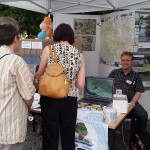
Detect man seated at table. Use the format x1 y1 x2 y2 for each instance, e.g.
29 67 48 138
108 51 148 147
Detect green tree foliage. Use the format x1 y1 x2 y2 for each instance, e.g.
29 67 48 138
0 4 45 37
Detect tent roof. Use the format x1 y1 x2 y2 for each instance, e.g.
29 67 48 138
0 0 150 14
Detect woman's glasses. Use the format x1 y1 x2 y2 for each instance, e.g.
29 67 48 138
16 35 21 41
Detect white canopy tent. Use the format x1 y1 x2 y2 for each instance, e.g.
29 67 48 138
0 0 150 14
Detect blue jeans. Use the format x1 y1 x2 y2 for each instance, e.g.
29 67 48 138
128 102 148 142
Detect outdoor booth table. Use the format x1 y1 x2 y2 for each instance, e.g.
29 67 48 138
108 104 134 150
29 104 134 150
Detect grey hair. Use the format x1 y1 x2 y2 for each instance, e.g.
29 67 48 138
0 17 20 30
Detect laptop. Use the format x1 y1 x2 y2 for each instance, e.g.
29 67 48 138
79 76 114 107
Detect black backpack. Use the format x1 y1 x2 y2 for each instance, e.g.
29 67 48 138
144 131 150 150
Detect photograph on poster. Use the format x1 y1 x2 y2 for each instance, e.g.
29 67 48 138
74 18 96 51
133 54 150 67
135 12 150 42
132 53 150 76
135 11 150 52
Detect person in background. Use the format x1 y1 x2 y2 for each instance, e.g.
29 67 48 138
35 51 43 73
35 23 85 150
34 51 42 92
34 51 43 134
108 51 148 147
0 17 35 150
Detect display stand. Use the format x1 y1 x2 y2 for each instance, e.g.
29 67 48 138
17 38 83 74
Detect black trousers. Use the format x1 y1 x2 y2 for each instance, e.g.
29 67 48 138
40 96 77 150
128 102 148 142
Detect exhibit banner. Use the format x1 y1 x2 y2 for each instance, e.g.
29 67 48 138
75 109 108 150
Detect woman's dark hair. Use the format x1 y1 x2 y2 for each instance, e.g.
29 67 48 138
53 23 75 45
121 51 134 60
0 24 19 46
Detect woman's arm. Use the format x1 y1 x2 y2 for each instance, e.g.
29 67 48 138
75 54 85 89
35 46 50 79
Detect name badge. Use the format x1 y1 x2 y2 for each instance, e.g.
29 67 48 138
126 80 132 84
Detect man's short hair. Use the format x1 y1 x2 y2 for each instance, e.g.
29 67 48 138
121 51 134 60
0 24 19 46
0 17 20 30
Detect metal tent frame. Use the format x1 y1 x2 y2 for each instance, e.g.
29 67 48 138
0 0 150 14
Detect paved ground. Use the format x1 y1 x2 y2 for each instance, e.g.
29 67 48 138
23 119 150 150
23 121 42 150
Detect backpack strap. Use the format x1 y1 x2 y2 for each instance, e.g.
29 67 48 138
49 45 57 63
0 54 10 59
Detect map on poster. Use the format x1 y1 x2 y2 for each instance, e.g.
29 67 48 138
100 11 135 66
133 11 150 73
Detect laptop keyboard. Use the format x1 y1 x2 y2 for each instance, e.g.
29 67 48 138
79 96 112 106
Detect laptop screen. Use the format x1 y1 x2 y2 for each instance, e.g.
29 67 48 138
85 77 114 99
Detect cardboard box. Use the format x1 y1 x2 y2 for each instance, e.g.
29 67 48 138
113 94 128 113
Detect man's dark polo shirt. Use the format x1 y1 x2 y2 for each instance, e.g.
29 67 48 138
108 68 145 102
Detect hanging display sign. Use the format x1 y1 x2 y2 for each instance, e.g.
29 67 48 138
22 41 32 49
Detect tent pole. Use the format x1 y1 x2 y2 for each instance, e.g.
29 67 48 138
106 0 116 9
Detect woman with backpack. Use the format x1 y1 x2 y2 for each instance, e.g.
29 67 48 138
35 23 85 150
